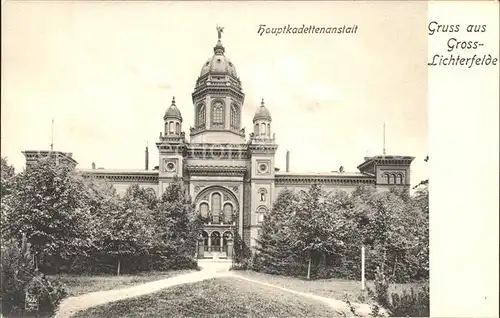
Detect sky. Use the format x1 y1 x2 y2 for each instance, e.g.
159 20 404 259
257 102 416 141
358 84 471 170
1 1 428 187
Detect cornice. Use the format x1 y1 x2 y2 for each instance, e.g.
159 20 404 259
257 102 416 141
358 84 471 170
192 86 245 102
189 128 245 138
357 155 415 170
185 143 249 159
187 165 247 176
188 143 248 149
80 171 159 183
248 143 279 154
275 175 375 186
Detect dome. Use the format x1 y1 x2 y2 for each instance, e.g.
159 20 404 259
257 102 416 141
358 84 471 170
253 98 272 122
199 40 238 78
164 97 183 121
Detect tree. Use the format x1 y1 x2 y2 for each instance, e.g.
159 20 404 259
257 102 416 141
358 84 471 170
291 184 346 279
351 187 428 282
233 229 251 264
1 157 15 198
324 189 363 279
2 157 95 271
152 176 200 269
100 184 155 275
254 189 300 274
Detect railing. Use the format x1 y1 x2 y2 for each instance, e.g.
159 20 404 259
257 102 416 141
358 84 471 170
202 245 228 252
199 212 237 225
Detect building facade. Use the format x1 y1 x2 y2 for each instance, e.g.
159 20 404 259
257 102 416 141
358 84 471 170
23 30 414 258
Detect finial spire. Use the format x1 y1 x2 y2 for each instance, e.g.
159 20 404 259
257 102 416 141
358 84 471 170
50 118 54 152
171 96 176 106
383 122 387 156
261 98 265 107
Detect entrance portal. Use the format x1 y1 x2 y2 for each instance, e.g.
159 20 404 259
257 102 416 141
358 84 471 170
210 231 221 252
202 231 209 251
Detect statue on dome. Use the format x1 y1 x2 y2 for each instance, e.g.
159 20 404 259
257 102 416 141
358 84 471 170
216 25 224 40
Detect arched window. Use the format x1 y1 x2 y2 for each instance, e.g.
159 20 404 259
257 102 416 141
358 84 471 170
211 101 224 128
175 122 180 134
260 123 266 135
254 123 259 134
258 188 267 202
196 103 206 128
266 123 270 136
397 174 404 184
223 203 233 223
200 202 209 218
230 104 240 129
211 193 221 222
169 122 174 134
391 173 397 184
257 206 267 223
384 173 390 184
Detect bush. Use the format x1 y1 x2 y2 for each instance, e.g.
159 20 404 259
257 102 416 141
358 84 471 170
389 286 430 317
231 255 254 271
368 267 430 317
1 238 68 317
25 273 68 316
232 231 251 264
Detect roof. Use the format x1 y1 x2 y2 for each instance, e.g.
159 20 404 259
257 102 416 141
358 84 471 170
253 99 272 122
276 171 371 178
164 97 183 121
199 40 238 78
22 150 78 165
78 169 159 175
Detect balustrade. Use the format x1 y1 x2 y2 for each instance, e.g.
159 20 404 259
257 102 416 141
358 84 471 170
198 209 237 225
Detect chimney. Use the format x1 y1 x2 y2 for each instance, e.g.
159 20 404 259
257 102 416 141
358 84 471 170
145 146 149 170
92 162 96 169
286 150 290 172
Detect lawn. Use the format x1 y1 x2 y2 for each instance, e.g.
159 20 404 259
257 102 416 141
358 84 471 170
73 277 344 317
50 270 195 297
233 270 427 303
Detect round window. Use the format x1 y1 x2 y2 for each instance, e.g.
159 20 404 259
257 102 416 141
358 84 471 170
166 162 175 171
259 163 268 172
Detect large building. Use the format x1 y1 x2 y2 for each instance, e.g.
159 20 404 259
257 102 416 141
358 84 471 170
23 28 414 258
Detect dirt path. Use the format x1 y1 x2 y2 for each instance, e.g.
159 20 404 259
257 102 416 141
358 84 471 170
55 261 382 317
54 261 232 318
230 273 381 317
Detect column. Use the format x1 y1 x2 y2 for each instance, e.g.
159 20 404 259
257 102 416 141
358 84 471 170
227 237 234 259
197 235 204 259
